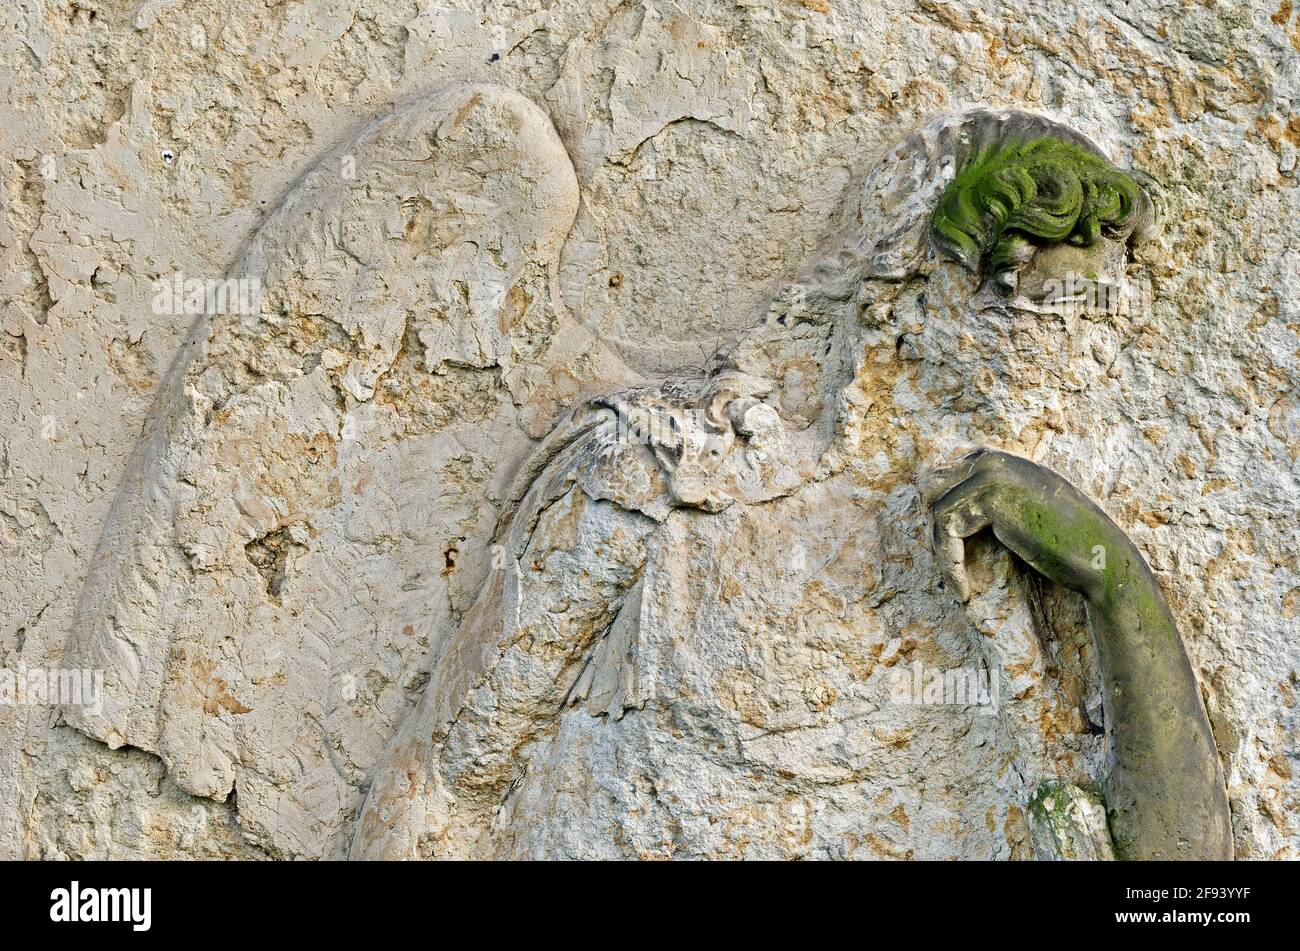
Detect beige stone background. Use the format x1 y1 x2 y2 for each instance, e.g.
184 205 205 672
0 0 1297 858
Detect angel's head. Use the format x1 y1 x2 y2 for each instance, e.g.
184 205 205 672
704 110 1163 468
914 113 1160 439
781 110 1163 450
928 121 1157 301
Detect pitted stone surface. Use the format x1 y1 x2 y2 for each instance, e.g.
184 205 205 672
1 0 1296 859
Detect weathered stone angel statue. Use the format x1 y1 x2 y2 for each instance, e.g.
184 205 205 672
63 86 1232 860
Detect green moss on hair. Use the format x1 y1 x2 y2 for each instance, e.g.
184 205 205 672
931 135 1146 292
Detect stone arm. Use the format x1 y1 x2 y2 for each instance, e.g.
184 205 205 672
929 449 1232 860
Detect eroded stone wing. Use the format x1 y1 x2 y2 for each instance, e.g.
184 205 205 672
63 85 631 858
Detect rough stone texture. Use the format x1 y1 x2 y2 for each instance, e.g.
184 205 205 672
1 0 1297 860
1028 780 1116 861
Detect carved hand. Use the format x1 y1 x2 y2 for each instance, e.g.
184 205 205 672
928 449 1233 860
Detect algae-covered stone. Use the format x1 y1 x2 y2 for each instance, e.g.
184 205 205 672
1028 780 1116 861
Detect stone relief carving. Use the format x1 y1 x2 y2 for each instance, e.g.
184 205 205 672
63 91 1233 860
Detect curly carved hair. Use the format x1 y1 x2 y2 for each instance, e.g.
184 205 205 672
931 132 1153 293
